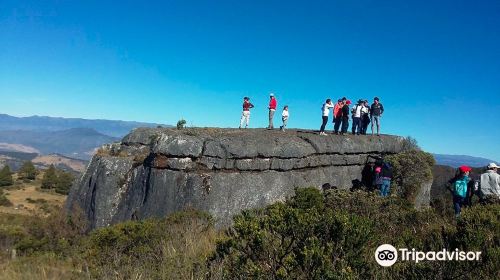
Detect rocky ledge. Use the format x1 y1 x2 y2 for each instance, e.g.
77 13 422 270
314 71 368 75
67 128 407 229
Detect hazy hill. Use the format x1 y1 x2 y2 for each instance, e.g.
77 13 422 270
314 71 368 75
0 114 168 137
433 153 497 168
0 128 118 160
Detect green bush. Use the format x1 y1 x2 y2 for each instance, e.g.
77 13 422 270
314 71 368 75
209 188 499 279
0 188 13 207
84 209 220 279
385 150 435 202
176 119 187 129
0 165 14 187
18 161 37 181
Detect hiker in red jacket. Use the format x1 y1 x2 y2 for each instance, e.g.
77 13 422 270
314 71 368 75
239 97 254 129
267 93 277 129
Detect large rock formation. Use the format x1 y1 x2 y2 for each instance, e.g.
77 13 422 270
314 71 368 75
67 128 408 229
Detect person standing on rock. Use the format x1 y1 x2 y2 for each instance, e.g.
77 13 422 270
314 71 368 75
319 99 334 135
351 99 364 135
239 97 254 129
361 100 370 135
280 105 289 131
340 100 351 135
267 93 277 130
333 99 344 134
370 97 384 136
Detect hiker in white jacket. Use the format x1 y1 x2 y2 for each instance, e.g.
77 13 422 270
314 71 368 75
280 105 289 131
480 163 500 199
319 99 334 135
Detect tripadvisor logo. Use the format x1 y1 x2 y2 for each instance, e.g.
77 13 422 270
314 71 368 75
375 244 482 267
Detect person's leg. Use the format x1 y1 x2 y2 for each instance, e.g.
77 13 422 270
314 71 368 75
383 179 391 196
320 116 328 133
359 117 364 134
351 118 357 134
245 112 250 128
375 116 380 135
239 112 245 128
334 117 341 133
453 196 463 217
341 118 349 133
371 116 375 135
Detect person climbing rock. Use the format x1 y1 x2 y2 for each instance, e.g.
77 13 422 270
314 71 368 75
379 162 393 197
280 105 289 131
319 99 334 135
239 97 254 129
370 97 384 136
267 93 277 129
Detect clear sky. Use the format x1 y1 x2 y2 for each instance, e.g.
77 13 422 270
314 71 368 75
1 0 499 161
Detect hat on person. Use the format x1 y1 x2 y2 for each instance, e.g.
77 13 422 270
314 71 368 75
487 163 500 169
459 165 472 173
346 100 352 105
269 93 274 97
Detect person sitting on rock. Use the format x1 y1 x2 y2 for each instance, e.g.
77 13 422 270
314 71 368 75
480 163 500 200
280 105 289 131
319 99 334 135
239 97 254 129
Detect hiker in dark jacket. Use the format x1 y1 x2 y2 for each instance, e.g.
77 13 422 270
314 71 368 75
379 162 393 197
370 97 384 136
340 100 351 135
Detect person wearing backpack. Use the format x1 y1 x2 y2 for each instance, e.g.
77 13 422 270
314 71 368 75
450 165 472 217
239 97 254 129
480 163 500 200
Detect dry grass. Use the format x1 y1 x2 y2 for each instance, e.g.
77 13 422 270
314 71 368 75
0 173 65 216
0 255 85 280
32 155 87 173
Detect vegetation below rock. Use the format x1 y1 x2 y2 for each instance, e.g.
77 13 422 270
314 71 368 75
1 187 499 279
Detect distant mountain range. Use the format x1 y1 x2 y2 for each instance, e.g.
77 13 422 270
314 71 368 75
0 114 168 137
432 154 498 168
0 114 170 161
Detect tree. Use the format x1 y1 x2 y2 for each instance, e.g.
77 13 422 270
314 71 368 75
18 161 37 180
55 171 75 195
41 165 58 189
0 165 14 187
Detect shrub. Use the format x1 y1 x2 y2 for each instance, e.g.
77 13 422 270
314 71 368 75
41 165 58 189
385 150 435 202
176 119 187 129
0 189 13 207
84 209 220 279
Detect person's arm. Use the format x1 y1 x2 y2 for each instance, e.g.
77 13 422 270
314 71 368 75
380 103 384 115
370 104 374 117
249 103 254 108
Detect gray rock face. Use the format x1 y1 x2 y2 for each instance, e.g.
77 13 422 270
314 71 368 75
67 128 408 229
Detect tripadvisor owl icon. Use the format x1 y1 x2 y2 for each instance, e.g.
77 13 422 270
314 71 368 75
375 244 398 267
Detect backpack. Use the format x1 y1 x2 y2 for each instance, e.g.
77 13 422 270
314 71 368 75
454 178 468 198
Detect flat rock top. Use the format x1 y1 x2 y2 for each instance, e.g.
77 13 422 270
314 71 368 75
121 128 405 159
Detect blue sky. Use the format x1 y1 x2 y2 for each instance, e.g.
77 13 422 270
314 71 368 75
1 0 499 161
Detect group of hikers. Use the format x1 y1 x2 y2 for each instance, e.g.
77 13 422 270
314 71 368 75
239 93 384 135
448 163 500 217
320 97 384 136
